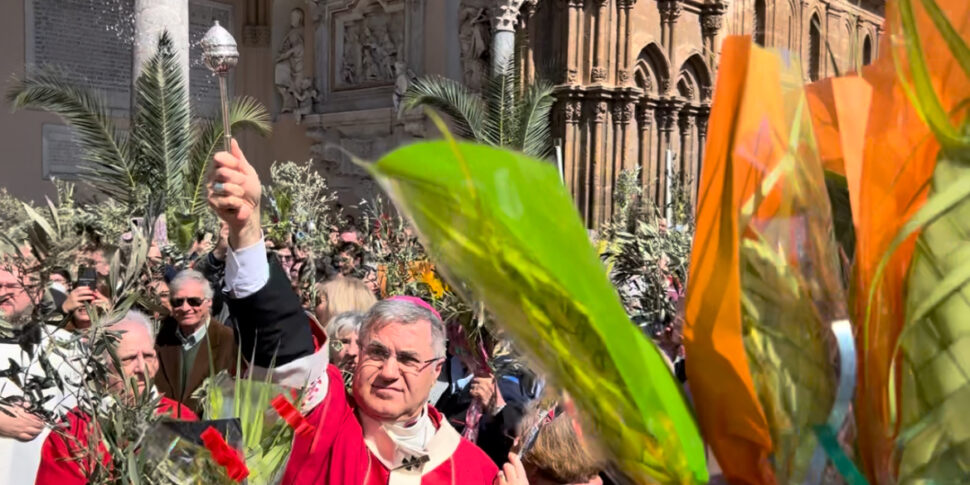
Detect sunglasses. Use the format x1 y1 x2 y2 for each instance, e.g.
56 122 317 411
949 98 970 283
170 297 205 308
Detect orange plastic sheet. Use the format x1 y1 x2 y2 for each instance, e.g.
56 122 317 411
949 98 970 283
803 1 970 481
684 36 799 485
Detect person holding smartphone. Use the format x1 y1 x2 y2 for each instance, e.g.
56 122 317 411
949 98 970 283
60 266 110 331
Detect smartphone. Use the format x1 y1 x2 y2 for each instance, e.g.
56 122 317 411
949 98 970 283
76 266 97 291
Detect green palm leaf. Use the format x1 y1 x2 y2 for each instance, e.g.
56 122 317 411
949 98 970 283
517 81 556 159
402 75 487 141
484 61 519 148
187 96 271 217
6 68 133 202
361 126 707 484
131 31 191 208
404 60 554 158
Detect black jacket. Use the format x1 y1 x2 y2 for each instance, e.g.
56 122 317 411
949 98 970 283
225 258 313 368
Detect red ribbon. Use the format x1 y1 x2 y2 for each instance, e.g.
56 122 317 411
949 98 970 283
200 426 249 482
272 393 315 437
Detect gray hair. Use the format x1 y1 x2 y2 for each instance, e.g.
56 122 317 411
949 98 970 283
360 300 446 358
326 311 364 339
169 269 214 300
108 309 157 339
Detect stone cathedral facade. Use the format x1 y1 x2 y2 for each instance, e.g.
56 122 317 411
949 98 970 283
518 0 884 226
0 0 883 223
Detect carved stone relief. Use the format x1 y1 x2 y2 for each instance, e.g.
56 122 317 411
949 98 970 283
459 4 491 91
333 4 405 90
275 8 306 113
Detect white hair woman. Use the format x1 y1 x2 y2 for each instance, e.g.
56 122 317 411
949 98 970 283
327 311 364 373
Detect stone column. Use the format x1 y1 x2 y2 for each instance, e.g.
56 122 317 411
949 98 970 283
658 0 682 75
591 0 609 84
679 109 695 191
565 0 585 84
134 0 190 81
637 102 657 203
591 99 609 225
492 0 525 73
616 0 636 85
563 97 584 199
700 2 726 67
243 0 271 47
696 106 710 192
521 0 538 82
801 0 811 68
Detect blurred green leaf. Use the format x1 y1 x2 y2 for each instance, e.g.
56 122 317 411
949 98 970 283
364 134 707 483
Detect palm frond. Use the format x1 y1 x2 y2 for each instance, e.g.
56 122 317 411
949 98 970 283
517 81 556 159
402 75 487 141
187 96 271 217
484 61 520 148
6 67 133 202
131 32 191 209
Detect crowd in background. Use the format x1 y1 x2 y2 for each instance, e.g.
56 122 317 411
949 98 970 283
0 212 619 484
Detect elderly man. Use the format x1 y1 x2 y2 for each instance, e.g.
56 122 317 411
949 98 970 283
36 311 197 484
154 269 236 416
208 140 528 485
0 267 83 482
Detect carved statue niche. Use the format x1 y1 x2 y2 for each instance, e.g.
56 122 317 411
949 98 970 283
459 6 490 91
335 7 405 89
292 76 320 124
275 8 306 113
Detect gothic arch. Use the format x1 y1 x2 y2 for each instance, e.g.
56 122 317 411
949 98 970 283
808 13 822 81
677 53 712 104
634 43 671 96
754 0 767 46
862 33 873 65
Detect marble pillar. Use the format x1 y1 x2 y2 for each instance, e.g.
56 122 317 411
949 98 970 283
492 0 524 73
133 0 190 81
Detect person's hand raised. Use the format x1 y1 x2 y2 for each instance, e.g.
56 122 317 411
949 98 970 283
208 139 262 249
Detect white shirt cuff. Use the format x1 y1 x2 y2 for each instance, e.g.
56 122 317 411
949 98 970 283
224 237 269 299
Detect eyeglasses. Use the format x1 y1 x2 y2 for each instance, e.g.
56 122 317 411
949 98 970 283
360 343 442 376
170 297 205 308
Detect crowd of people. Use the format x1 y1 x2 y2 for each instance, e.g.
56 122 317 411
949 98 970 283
0 139 626 485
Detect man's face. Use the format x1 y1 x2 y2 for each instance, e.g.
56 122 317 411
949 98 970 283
0 269 32 321
171 280 210 329
353 321 442 423
108 321 159 399
333 328 360 371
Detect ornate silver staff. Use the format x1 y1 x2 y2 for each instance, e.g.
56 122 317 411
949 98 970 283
201 20 239 152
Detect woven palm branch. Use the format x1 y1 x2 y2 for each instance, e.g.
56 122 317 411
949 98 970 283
889 0 970 480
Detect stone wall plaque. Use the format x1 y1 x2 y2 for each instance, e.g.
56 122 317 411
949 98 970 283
25 0 135 114
189 0 234 118
41 124 85 180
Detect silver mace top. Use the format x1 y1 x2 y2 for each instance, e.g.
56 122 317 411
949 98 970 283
201 20 238 74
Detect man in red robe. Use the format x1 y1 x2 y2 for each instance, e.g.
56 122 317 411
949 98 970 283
36 312 198 484
208 140 528 485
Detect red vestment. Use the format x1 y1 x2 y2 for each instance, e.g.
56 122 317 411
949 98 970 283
35 396 197 484
281 364 499 485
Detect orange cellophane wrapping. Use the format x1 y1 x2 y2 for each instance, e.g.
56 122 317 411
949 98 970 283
803 1 970 481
